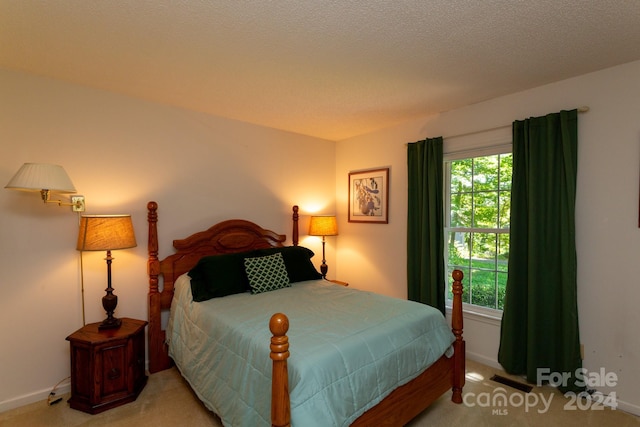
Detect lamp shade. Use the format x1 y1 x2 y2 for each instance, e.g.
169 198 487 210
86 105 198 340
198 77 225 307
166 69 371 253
5 163 76 193
77 215 137 251
308 215 338 236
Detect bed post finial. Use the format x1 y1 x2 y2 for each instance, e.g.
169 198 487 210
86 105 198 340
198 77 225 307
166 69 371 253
292 205 299 246
451 269 465 404
270 313 291 427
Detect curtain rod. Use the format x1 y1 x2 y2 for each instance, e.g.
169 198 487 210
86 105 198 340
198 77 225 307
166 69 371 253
407 106 589 143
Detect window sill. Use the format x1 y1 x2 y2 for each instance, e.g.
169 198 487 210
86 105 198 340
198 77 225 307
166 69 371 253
445 303 502 326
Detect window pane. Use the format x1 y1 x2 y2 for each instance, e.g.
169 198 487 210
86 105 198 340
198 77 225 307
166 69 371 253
499 191 510 228
497 234 509 272
471 269 496 308
451 159 472 192
471 232 496 263
450 193 472 227
448 231 470 267
473 191 498 228
497 272 508 310
447 236 470 305
473 155 499 192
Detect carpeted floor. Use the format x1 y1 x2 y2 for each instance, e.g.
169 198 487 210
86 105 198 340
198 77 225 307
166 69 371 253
1 359 638 426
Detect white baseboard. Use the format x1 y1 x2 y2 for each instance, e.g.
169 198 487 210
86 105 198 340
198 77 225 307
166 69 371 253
1 364 152 414
615 399 640 417
466 350 502 371
0 383 71 414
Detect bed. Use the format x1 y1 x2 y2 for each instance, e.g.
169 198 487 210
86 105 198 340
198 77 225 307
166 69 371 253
147 201 465 426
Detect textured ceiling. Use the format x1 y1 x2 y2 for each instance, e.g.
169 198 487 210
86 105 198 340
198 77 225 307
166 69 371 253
2 1 640 141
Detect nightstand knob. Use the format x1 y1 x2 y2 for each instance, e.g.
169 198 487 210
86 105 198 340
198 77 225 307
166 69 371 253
108 368 121 380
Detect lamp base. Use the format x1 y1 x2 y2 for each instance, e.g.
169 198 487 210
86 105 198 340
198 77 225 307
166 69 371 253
320 263 328 279
100 270 121 329
98 316 122 330
320 238 328 279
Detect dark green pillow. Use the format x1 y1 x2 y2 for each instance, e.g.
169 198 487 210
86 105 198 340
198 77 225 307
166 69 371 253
189 246 321 302
188 252 251 302
254 246 322 283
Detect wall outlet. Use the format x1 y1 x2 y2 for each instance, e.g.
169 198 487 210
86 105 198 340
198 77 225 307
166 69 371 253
71 195 85 212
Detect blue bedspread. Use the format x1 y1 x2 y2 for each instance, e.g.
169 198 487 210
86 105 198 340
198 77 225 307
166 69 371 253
167 276 455 427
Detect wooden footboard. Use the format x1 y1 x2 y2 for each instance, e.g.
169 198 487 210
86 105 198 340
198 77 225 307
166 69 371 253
269 270 465 427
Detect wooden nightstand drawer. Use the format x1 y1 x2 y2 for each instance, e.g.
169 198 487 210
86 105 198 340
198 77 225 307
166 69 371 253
67 318 147 414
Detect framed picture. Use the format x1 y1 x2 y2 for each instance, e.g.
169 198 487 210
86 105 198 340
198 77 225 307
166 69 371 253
348 167 389 223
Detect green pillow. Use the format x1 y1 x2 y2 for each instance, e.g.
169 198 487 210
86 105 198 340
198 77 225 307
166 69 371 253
254 246 322 283
188 252 250 302
244 252 291 294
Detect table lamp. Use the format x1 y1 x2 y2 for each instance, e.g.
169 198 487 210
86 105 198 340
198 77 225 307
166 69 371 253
308 215 338 279
77 215 137 329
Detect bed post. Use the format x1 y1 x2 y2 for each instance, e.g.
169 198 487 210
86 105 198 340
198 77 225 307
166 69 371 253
267 205 295 427
270 313 291 427
292 205 299 246
147 201 171 373
451 269 465 403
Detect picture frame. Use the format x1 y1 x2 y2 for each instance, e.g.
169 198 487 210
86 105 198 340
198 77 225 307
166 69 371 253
348 167 389 223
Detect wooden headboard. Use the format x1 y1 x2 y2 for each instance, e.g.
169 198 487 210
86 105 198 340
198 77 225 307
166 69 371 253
147 201 300 373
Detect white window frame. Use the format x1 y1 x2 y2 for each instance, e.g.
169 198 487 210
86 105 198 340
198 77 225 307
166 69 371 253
444 143 512 320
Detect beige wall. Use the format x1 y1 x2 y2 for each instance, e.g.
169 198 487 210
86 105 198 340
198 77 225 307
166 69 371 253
335 60 640 415
0 68 337 411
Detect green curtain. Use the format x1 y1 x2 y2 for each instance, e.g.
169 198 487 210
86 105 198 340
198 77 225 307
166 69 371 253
407 137 445 315
498 110 583 393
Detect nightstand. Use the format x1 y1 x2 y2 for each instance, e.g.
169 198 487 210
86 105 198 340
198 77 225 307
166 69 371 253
66 318 147 414
327 279 349 287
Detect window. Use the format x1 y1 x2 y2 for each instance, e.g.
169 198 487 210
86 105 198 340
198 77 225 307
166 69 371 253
445 151 512 312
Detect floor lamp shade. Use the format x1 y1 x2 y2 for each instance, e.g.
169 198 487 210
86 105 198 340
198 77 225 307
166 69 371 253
77 215 137 329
